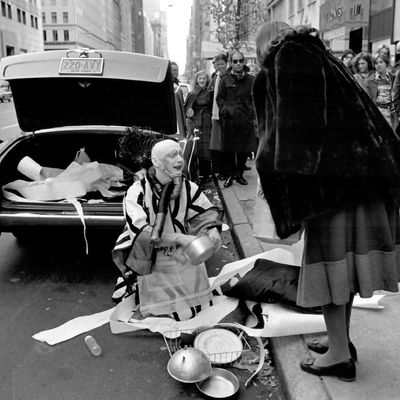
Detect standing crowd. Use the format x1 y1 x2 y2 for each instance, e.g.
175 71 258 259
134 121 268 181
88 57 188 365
341 43 400 130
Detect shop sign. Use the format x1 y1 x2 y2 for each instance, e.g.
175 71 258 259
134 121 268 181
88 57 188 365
350 4 362 17
326 6 344 22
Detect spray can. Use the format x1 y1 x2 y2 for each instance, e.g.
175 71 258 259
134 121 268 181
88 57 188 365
84 335 102 356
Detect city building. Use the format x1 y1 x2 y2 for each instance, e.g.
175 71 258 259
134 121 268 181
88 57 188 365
0 0 43 59
41 0 124 51
143 0 168 57
287 0 321 28
368 0 396 56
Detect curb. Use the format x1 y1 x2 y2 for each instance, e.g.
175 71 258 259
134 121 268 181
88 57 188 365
215 178 330 400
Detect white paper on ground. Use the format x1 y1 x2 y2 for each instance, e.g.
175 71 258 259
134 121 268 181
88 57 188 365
110 295 239 337
32 306 116 345
32 248 398 345
353 294 386 309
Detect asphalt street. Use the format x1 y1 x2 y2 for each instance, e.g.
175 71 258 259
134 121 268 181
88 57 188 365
0 200 283 399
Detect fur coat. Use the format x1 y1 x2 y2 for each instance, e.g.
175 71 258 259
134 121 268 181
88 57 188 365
254 29 400 238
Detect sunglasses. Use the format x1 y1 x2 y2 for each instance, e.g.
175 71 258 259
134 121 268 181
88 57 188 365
232 59 244 64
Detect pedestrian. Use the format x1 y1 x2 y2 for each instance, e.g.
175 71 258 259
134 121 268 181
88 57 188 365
255 21 400 382
185 70 213 184
170 61 186 136
352 52 374 93
216 49 257 187
393 66 400 132
365 52 396 128
377 44 392 72
340 49 355 71
207 53 229 180
112 134 222 320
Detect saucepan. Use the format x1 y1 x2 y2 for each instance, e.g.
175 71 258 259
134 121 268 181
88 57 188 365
182 235 216 265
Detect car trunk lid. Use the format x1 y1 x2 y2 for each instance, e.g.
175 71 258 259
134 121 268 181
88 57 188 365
0 50 177 135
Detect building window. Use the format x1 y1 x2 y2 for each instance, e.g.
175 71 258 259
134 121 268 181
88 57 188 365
51 12 56 23
7 3 11 19
63 29 69 41
30 15 34 27
42 12 45 23
41 0 45 5
52 30 58 41
6 46 15 56
43 30 47 41
51 0 56 5
62 11 68 23
17 8 21 22
1 2 6 18
22 11 26 24
34 16 38 29
62 0 68 5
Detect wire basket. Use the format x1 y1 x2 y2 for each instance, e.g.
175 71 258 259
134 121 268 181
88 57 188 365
162 323 252 366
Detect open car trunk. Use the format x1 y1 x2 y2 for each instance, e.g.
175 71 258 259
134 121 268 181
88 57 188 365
0 129 127 214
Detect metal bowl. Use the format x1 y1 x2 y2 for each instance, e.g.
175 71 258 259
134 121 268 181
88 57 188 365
196 368 240 399
167 348 212 383
182 235 216 265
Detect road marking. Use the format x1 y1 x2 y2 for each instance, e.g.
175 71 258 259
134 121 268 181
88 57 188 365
1 123 18 130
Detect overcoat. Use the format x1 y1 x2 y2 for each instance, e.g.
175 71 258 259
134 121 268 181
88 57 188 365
254 30 400 238
216 67 257 153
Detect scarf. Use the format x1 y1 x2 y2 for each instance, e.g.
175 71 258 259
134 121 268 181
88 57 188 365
212 74 221 120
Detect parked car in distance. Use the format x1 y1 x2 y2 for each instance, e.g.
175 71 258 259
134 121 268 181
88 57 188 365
0 49 198 247
0 85 12 102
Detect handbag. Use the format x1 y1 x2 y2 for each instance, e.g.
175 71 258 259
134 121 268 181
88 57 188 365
252 178 302 245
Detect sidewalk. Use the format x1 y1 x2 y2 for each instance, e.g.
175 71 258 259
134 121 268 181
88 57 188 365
216 160 400 400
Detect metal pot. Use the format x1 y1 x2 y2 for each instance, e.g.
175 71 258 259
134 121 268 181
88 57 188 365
167 348 212 383
196 368 240 399
182 235 216 265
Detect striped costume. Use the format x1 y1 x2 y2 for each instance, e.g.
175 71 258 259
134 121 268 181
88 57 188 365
112 174 221 320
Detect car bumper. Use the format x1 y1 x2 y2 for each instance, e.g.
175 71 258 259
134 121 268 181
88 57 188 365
0 211 125 230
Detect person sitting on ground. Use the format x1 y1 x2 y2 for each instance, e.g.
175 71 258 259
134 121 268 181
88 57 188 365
112 135 222 320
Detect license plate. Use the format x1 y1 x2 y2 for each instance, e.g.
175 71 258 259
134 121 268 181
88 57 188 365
59 57 104 75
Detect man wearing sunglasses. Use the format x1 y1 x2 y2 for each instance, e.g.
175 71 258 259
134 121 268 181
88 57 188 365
216 50 258 187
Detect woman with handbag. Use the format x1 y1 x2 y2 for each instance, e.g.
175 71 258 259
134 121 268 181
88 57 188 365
254 22 400 382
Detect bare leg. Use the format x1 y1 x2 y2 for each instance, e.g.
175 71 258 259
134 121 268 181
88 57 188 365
313 303 351 367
